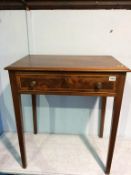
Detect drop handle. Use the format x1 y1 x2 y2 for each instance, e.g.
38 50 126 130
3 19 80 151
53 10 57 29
30 80 36 88
96 82 102 89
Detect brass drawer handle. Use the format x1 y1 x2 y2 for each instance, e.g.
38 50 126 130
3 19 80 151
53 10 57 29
30 80 36 87
96 82 102 89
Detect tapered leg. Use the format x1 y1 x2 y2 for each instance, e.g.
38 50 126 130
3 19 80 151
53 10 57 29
32 95 37 134
9 71 27 168
105 74 126 174
99 97 107 138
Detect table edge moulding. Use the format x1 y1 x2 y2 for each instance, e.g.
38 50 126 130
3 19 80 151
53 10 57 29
5 55 131 174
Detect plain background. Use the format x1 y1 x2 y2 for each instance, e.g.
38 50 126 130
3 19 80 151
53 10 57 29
0 10 131 138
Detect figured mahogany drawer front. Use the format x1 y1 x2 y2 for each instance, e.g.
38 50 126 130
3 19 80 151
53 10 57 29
16 73 117 94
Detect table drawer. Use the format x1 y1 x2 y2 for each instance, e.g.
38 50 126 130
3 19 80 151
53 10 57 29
16 73 117 94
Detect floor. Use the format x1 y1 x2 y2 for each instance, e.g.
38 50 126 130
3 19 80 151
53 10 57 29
0 133 131 175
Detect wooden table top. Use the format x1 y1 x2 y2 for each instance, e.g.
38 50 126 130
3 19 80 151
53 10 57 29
5 55 130 72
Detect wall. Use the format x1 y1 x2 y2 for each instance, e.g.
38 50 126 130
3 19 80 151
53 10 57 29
0 112 3 134
0 75 3 134
0 10 131 138
0 10 28 132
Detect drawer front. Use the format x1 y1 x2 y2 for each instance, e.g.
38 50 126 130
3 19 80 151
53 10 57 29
16 73 117 94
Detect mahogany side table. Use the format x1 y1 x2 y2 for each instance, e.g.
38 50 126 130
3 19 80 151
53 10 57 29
5 55 130 174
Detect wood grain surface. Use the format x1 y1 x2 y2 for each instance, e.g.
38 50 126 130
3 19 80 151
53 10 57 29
5 55 130 72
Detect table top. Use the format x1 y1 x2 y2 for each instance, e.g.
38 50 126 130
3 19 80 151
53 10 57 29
5 55 130 72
